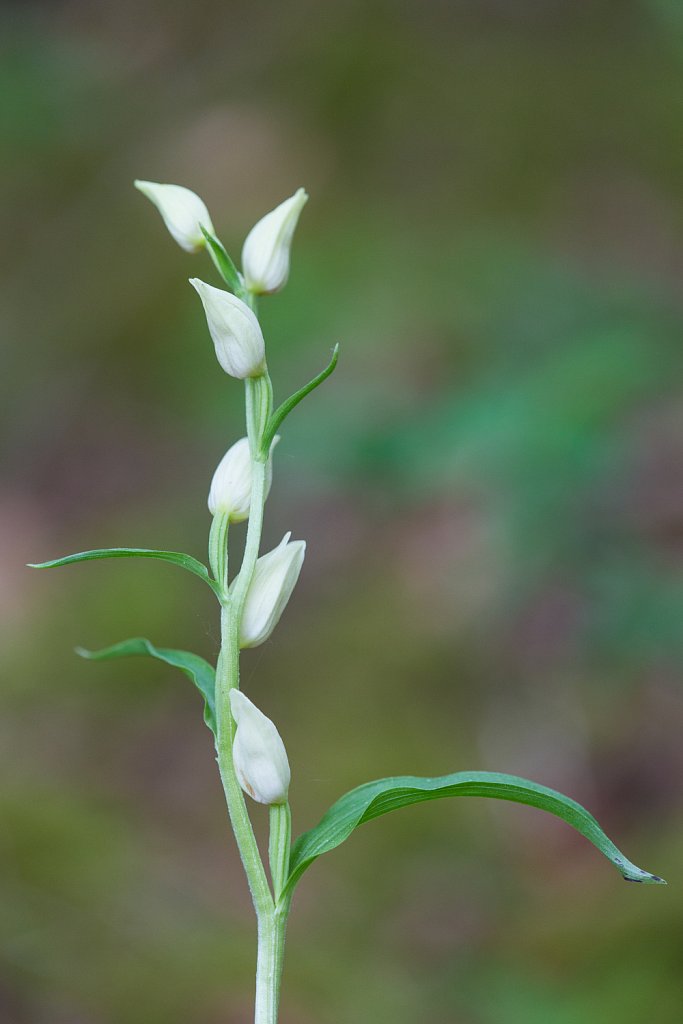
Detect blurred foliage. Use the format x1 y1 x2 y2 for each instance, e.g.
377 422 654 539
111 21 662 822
1 1 682 1022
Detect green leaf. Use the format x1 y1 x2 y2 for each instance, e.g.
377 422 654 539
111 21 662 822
76 637 217 736
201 225 244 295
28 548 222 597
284 771 665 899
262 344 339 453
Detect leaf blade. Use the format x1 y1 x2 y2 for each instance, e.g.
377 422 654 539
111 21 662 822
261 344 339 453
28 548 221 597
77 637 217 735
285 771 665 899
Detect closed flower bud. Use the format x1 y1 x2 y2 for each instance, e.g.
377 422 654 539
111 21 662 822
230 690 290 805
208 435 279 521
134 180 213 252
242 188 308 295
189 279 266 379
238 533 306 648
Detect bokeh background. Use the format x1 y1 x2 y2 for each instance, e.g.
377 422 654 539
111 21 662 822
2 2 682 1022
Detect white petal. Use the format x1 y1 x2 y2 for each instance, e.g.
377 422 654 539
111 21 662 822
208 435 279 520
230 690 290 804
239 534 306 648
242 188 308 294
135 180 213 252
190 279 266 379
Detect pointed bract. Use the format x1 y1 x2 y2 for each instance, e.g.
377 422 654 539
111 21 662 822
190 279 266 379
230 690 290 805
208 435 279 521
238 533 306 648
135 180 214 252
242 188 308 294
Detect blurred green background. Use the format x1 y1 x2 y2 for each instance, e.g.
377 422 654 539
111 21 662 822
2 1 682 1022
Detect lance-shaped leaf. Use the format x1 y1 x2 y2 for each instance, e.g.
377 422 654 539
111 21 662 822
29 548 222 598
283 771 665 900
261 344 339 455
201 226 244 296
76 637 217 736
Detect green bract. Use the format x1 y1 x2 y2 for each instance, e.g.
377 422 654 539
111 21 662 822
201 224 244 296
261 344 339 456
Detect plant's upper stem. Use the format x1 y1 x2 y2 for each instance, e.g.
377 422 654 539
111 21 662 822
211 365 291 1023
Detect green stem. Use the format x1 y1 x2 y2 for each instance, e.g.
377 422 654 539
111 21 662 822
215 597 273 918
255 908 289 1024
230 450 268 620
214 385 272 914
213 366 291 1022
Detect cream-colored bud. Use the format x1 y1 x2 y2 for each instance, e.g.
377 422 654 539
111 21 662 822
189 279 266 379
241 188 308 295
238 533 306 648
230 690 290 805
208 436 279 521
134 180 213 253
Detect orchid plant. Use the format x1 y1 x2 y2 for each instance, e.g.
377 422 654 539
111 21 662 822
30 182 665 1024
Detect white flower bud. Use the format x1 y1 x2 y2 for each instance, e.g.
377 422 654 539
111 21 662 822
208 435 279 521
238 533 306 648
189 279 266 379
230 690 290 805
134 180 214 253
241 188 308 295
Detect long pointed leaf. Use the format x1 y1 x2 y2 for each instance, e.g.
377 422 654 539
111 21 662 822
284 771 665 899
261 344 339 453
29 548 221 597
76 637 217 735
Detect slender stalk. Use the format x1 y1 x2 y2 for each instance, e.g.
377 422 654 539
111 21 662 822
212 366 292 1022
214 457 271 898
214 597 273 917
255 907 288 1024
230 447 268 618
